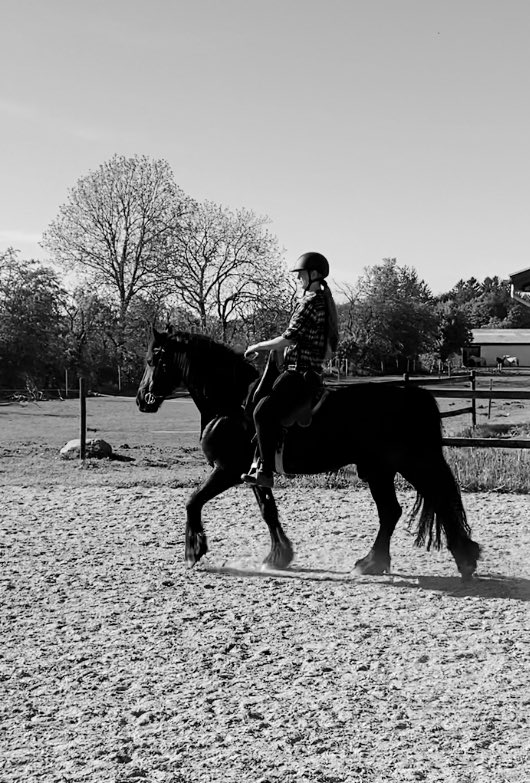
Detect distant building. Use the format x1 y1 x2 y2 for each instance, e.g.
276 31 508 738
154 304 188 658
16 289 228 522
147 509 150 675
465 329 530 367
510 266 530 308
459 267 530 367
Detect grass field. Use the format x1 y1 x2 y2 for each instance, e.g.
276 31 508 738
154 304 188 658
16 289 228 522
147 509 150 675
435 371 530 493
0 396 207 488
1 395 201 450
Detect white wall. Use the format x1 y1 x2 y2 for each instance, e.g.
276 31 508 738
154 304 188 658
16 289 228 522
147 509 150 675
479 346 530 366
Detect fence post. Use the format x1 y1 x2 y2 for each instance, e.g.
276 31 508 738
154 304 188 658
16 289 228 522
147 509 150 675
488 378 493 419
471 370 476 426
403 372 409 384
79 378 87 461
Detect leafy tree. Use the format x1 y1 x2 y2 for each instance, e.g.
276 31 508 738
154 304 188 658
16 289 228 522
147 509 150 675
59 289 182 391
166 201 289 340
441 277 482 308
338 258 438 373
59 289 117 388
434 303 473 363
42 154 194 323
439 276 530 329
0 249 67 388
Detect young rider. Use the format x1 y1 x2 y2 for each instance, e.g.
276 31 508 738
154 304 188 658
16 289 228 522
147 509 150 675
242 251 339 488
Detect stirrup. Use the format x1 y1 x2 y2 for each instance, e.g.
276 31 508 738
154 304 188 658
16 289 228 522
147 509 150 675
241 465 274 488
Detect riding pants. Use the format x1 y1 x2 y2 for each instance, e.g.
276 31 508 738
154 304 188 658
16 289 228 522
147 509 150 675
253 369 319 474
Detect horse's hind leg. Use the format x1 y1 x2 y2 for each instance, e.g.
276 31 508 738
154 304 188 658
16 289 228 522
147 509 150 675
252 486 294 569
354 469 401 575
185 466 238 566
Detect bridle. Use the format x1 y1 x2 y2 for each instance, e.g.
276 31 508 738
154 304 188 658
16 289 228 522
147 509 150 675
145 345 169 406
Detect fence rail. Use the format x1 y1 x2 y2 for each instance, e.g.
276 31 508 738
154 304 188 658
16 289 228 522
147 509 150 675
328 372 530 450
423 388 530 400
441 437 530 449
440 406 474 420
401 372 530 450
403 371 479 427
402 374 472 387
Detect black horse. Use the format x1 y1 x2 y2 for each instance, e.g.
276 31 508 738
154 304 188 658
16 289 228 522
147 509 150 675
136 328 480 580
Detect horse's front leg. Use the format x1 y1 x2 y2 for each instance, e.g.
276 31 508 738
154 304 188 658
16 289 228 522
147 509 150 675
252 486 294 569
185 466 239 566
354 469 401 575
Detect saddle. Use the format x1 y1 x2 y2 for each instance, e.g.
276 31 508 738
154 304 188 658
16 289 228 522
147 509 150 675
279 369 327 427
244 351 328 430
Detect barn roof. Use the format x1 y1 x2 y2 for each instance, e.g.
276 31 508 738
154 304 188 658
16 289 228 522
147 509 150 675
472 328 530 345
510 266 530 291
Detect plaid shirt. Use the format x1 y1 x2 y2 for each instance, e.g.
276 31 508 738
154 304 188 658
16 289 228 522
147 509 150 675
282 290 327 371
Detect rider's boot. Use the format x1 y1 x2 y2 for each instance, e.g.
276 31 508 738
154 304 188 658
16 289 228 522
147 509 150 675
241 458 274 488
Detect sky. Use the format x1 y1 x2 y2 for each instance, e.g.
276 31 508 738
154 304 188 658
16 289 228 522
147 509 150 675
1 0 530 296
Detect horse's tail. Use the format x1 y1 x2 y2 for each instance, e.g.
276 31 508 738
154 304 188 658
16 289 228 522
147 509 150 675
403 450 480 578
407 457 470 549
400 386 480 577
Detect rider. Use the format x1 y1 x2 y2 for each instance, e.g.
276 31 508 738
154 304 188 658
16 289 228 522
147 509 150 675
241 251 339 488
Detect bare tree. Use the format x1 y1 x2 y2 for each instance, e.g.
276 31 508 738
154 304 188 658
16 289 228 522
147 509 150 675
42 154 194 323
167 201 289 339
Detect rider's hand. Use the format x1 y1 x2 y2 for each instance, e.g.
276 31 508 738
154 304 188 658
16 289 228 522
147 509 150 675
244 344 260 359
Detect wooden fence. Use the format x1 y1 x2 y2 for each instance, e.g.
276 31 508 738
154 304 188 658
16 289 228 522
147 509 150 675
400 372 530 450
402 371 477 424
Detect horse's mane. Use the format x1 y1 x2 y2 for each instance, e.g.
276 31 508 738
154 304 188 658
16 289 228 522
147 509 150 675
168 330 259 405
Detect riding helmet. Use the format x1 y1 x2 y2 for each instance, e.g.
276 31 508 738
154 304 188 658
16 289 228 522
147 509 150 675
290 252 329 279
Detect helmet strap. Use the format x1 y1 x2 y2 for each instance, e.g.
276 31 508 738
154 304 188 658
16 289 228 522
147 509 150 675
305 272 323 292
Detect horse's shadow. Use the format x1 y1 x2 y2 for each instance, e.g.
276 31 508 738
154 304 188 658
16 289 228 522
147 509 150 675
381 571 530 602
201 564 530 602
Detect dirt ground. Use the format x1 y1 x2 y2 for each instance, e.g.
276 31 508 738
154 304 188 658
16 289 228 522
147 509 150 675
1 384 530 783
2 484 530 783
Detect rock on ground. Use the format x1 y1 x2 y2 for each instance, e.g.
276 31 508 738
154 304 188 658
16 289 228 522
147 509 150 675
59 438 113 459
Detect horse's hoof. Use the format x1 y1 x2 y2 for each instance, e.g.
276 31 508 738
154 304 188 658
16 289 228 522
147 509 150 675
452 541 480 582
262 557 288 571
185 532 208 569
185 547 205 568
354 554 391 576
262 549 294 571
185 547 207 568
354 564 386 576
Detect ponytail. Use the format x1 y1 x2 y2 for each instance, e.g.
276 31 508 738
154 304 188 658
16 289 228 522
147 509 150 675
321 280 339 356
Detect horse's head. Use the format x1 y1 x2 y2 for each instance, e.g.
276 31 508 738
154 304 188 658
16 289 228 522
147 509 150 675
136 326 182 412
137 327 261 417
